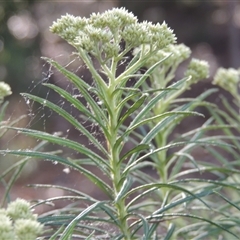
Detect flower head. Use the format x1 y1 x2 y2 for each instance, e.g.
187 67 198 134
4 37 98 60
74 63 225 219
185 58 209 83
50 8 176 60
213 67 239 97
0 82 12 99
15 219 43 240
50 14 88 43
89 7 137 31
136 43 191 69
167 43 191 64
0 199 43 240
153 22 176 49
0 214 15 240
6 198 37 221
0 209 6 215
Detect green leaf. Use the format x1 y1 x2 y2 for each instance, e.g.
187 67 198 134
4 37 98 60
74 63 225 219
119 144 149 165
124 141 190 175
3 127 112 179
214 191 240 211
147 213 239 239
124 182 212 210
130 78 189 127
27 184 98 203
43 57 91 89
21 93 108 156
59 201 105 240
115 111 198 161
127 108 200 167
116 92 141 118
128 188 217 236
0 149 113 197
152 188 215 215
43 58 108 124
49 225 65 240
0 140 49 207
222 96 240 120
86 231 95 240
115 176 133 203
127 187 160 211
127 111 203 135
43 83 109 137
170 178 240 191
164 223 175 240
133 214 150 240
116 93 148 129
174 152 200 172
143 87 178 94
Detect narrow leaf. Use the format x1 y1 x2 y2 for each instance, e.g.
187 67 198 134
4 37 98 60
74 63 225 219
0 149 112 197
21 93 108 156
115 176 133 203
119 144 149 165
43 58 107 124
60 201 104 240
130 77 189 129
4 127 111 173
164 223 175 240
43 83 108 135
117 93 148 129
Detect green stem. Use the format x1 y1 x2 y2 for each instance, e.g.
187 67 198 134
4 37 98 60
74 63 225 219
105 61 131 240
115 49 152 86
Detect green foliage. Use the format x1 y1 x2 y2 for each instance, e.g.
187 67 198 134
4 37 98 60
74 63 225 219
1 8 240 239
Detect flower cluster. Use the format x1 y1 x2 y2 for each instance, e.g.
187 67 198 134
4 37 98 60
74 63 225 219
135 43 191 70
121 21 176 49
0 199 43 240
50 8 176 60
213 67 240 98
185 58 209 84
0 82 12 100
7 198 37 221
0 213 15 240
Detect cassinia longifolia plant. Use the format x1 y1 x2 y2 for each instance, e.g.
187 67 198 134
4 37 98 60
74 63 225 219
1 8 240 239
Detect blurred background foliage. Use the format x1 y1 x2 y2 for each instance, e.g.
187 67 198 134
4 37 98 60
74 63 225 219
0 0 239 202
